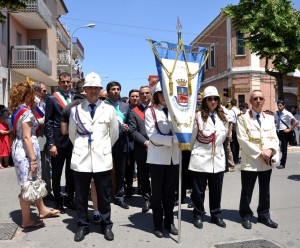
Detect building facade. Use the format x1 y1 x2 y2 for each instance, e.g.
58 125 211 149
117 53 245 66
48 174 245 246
0 0 86 106
191 14 300 112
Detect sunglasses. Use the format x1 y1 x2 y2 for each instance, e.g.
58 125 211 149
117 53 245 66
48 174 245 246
207 96 219 102
42 90 47 93
60 80 71 84
253 97 264 101
99 97 106 101
140 92 150 95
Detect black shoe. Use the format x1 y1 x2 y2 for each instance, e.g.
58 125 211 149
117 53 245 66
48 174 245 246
193 219 203 229
74 226 89 242
257 217 278 228
211 218 226 228
64 199 76 210
276 165 285 169
154 229 163 238
92 215 101 224
114 198 129 209
241 219 252 229
55 203 65 214
44 193 55 201
142 201 151 213
125 187 134 198
166 224 178 235
102 228 114 241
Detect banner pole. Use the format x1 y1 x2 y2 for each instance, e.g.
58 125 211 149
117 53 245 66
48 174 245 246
178 150 182 244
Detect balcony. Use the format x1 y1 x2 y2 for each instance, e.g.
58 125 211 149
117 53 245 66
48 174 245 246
10 0 52 29
10 45 56 85
72 37 85 61
57 50 71 66
56 20 70 50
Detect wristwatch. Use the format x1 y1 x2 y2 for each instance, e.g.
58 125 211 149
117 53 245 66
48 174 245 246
48 144 55 149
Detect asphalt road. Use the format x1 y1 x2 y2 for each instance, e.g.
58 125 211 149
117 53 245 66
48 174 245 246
0 148 299 248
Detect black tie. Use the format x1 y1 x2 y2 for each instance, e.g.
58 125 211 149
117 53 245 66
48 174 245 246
211 114 215 125
89 104 96 119
162 107 168 118
256 114 261 127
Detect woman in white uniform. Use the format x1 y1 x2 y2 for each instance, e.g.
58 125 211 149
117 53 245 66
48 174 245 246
189 86 228 229
144 83 179 238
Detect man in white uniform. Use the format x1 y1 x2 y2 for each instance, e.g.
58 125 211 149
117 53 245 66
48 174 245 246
67 72 119 242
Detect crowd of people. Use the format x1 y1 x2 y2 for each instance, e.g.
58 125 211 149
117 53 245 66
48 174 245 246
4 72 298 242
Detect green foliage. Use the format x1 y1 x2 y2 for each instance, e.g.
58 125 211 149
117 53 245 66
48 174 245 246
222 0 300 75
0 0 26 23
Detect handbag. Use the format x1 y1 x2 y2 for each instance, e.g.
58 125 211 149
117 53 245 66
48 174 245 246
21 172 48 202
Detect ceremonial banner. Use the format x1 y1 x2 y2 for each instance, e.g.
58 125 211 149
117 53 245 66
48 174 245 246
148 39 208 150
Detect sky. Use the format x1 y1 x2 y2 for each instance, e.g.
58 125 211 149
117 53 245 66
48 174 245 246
61 0 300 97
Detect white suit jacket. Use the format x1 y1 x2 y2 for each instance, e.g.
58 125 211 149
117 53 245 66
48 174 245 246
145 104 180 165
69 99 119 172
189 112 228 173
236 110 279 171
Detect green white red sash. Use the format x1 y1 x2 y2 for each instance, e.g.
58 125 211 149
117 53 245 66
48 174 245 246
53 90 71 109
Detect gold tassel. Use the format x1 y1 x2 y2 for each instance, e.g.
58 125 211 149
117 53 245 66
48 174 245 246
188 73 192 95
169 75 173 95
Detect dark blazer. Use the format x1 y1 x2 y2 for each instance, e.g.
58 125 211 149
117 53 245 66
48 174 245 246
128 104 149 160
45 94 72 148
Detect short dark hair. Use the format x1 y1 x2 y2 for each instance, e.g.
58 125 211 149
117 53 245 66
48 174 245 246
277 99 285 105
129 89 139 97
230 98 237 106
59 72 71 81
121 96 128 103
106 81 121 92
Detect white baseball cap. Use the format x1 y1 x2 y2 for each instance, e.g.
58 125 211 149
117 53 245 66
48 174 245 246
203 86 219 98
83 72 102 88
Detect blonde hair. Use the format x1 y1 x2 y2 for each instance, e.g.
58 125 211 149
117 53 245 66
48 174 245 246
9 81 35 113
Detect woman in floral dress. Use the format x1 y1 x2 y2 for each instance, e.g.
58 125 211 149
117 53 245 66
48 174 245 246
10 81 59 229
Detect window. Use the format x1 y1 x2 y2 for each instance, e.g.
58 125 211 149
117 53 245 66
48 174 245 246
0 22 7 44
205 58 209 71
16 32 22 45
30 39 42 50
238 95 245 106
210 44 215 67
236 31 245 55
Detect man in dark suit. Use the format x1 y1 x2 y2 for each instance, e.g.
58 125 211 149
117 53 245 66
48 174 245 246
128 86 152 212
45 72 75 213
33 82 54 200
125 89 139 198
106 81 130 209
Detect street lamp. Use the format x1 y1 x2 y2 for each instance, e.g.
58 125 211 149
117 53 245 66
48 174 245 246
70 23 95 80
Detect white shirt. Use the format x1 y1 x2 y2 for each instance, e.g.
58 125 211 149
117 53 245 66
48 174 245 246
274 109 294 130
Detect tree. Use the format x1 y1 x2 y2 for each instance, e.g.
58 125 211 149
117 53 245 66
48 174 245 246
0 0 26 23
222 0 300 100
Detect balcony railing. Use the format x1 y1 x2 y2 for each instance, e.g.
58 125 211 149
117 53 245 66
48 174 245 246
72 37 85 60
57 50 71 65
11 45 52 75
56 21 70 49
20 0 52 27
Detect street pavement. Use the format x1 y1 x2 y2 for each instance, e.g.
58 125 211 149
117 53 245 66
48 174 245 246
0 147 300 248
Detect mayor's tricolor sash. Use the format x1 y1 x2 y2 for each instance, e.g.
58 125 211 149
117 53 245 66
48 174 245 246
148 25 208 150
53 90 71 109
35 105 45 119
11 105 29 135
